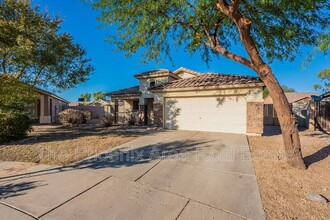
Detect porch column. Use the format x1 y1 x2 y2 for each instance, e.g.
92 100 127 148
117 99 124 124
246 102 264 134
43 94 49 116
153 103 163 127
138 105 146 125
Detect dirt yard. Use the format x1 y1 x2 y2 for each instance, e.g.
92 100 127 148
248 126 330 220
0 124 146 166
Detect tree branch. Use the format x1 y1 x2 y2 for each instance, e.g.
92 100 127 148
217 0 264 69
231 0 240 13
213 37 254 69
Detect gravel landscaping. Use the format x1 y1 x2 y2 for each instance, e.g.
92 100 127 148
248 126 330 220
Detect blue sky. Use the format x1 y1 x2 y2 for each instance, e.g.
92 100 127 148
32 0 328 102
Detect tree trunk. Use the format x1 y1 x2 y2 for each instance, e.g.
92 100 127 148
216 1 306 169
257 64 306 169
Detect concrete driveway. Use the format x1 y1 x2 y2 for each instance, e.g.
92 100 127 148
0 130 265 220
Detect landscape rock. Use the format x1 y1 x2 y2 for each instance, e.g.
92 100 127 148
306 193 328 203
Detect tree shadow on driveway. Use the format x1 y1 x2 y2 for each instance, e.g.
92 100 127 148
0 138 215 183
0 181 46 199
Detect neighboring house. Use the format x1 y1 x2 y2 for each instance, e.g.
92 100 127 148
107 67 264 134
87 99 111 107
69 99 110 107
66 99 113 119
28 88 70 124
264 92 318 128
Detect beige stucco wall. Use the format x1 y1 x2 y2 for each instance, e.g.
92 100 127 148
176 72 196 79
39 94 68 124
139 76 176 104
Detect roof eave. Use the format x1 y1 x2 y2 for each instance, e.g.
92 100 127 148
35 88 70 104
108 93 141 98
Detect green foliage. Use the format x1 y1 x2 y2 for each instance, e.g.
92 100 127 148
0 75 37 143
263 84 296 98
80 93 91 102
93 91 105 101
318 34 330 54
92 0 329 64
0 0 94 90
0 75 38 112
314 69 330 92
281 85 297 93
0 111 33 143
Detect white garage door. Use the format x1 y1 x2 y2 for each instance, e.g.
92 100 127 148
164 96 246 133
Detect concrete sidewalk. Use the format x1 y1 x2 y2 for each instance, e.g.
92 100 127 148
0 130 265 220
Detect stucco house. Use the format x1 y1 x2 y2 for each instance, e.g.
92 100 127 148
107 67 264 135
28 88 69 124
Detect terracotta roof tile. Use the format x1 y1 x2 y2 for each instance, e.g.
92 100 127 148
107 86 140 96
149 73 262 90
134 69 172 78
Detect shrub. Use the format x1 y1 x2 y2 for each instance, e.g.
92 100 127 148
82 110 92 124
101 114 114 127
0 112 33 144
127 114 136 125
0 75 37 143
58 109 84 126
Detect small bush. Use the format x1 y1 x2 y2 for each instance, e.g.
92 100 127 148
101 114 114 127
58 109 84 126
82 110 92 124
0 112 33 144
127 114 136 125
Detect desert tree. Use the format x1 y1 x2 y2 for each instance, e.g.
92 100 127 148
93 91 105 101
314 34 330 92
92 0 330 168
263 85 296 98
80 93 91 102
0 0 94 90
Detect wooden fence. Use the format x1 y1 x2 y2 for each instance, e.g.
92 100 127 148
311 101 330 132
264 102 311 128
263 104 280 126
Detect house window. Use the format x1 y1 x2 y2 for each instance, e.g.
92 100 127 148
150 81 155 87
133 100 139 111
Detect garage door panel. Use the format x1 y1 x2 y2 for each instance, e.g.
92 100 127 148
164 96 246 133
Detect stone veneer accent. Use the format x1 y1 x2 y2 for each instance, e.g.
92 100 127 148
247 102 263 134
153 103 163 127
138 105 145 125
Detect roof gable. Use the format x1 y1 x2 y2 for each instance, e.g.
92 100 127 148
173 67 201 78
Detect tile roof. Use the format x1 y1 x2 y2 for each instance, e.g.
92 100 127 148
134 69 180 79
264 92 319 104
107 85 140 96
149 73 263 91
